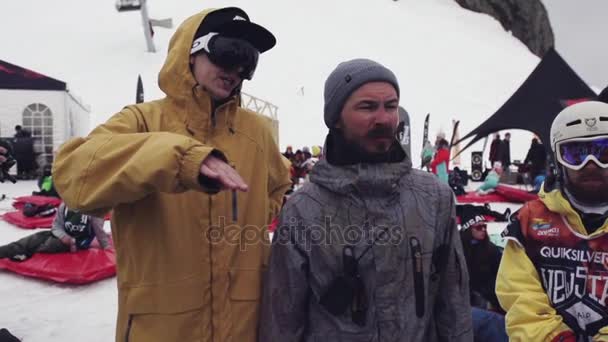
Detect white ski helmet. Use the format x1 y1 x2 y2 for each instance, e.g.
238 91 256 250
550 101 608 154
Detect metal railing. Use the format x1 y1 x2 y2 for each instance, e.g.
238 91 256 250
241 92 278 121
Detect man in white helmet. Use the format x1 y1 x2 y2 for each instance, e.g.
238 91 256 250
497 101 608 342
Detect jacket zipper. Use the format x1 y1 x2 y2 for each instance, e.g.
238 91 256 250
124 315 133 342
208 195 215 341
410 237 425 318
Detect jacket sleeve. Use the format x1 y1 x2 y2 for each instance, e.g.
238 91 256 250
50 203 68 240
434 188 474 341
496 212 572 341
259 201 309 342
52 107 222 216
265 137 291 224
430 153 440 169
595 327 608 341
430 149 449 168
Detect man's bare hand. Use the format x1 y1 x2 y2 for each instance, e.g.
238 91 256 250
60 235 77 252
0 146 6 165
200 155 248 192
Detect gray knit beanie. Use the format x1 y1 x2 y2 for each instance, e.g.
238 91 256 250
323 58 400 128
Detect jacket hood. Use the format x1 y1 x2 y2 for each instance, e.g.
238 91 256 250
158 9 214 101
539 184 608 236
309 154 412 197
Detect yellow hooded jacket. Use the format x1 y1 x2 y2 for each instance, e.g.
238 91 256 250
52 9 291 342
497 186 608 342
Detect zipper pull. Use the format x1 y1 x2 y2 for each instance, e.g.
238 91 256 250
410 237 425 318
410 238 422 273
232 189 238 223
230 163 238 223
415 251 422 273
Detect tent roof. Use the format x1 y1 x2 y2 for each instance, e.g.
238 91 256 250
453 48 596 156
0 59 66 91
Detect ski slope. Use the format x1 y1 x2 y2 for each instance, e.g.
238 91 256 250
0 0 541 339
2 0 540 168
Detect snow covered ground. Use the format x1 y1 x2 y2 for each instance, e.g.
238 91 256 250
0 181 116 341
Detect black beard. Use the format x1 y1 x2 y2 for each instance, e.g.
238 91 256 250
325 130 405 166
567 183 608 205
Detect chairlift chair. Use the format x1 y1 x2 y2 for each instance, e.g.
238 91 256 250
115 0 142 12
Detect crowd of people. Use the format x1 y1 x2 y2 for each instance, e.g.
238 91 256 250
421 129 549 196
281 144 322 191
1 6 608 342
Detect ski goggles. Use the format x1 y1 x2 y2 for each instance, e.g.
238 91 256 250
191 32 259 80
556 135 608 170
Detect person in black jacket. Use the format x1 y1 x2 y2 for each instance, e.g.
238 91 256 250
459 213 503 312
489 133 501 166
499 132 511 169
523 137 547 179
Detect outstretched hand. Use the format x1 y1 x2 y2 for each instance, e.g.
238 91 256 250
200 155 248 192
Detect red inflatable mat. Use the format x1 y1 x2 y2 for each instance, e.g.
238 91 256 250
0 247 116 284
2 211 55 229
12 195 62 211
456 192 511 204
495 185 538 203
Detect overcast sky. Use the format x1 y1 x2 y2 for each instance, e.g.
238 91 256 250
543 0 608 91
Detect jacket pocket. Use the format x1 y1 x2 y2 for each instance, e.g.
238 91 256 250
124 315 133 342
123 309 204 342
229 268 263 342
122 274 207 314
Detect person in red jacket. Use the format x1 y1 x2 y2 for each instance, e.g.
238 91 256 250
430 138 450 183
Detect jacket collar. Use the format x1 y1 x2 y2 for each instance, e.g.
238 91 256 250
184 86 238 137
539 185 608 237
310 155 411 198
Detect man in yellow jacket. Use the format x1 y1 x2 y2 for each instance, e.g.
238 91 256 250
52 7 291 342
497 101 608 342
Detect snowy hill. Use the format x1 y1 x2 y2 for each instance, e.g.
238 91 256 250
0 0 539 340
2 0 540 168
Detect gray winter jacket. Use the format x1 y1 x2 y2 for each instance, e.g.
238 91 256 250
259 156 472 342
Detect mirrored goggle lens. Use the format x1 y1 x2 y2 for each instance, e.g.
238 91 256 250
207 36 259 80
559 137 608 166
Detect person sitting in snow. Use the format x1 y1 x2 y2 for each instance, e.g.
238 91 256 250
497 101 608 341
449 166 467 196
32 164 60 198
459 212 508 342
0 203 110 261
477 162 502 195
460 213 503 311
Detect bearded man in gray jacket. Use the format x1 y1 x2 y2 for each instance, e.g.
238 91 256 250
259 59 473 342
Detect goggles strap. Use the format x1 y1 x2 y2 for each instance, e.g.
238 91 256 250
190 32 218 55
